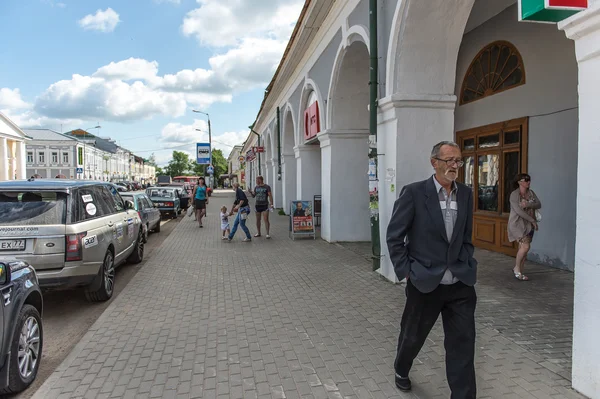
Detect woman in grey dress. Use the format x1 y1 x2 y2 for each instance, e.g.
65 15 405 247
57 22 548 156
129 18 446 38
507 173 541 281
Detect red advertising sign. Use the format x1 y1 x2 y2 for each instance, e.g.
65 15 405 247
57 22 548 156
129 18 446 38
252 146 265 153
304 101 320 141
547 0 587 8
241 171 245 182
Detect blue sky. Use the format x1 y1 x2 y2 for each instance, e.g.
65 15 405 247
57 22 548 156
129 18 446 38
0 0 302 165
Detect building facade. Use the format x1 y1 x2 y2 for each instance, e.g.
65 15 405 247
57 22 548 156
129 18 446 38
244 0 600 395
227 145 244 187
0 112 28 181
23 129 84 179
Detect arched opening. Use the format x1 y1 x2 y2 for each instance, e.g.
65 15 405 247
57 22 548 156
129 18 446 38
322 40 371 242
295 85 322 212
282 106 297 213
383 0 582 393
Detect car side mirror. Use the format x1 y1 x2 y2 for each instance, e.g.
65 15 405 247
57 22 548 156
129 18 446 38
0 262 8 285
125 200 135 210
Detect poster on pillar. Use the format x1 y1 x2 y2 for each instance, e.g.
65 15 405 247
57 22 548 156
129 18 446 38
289 200 315 239
518 0 587 23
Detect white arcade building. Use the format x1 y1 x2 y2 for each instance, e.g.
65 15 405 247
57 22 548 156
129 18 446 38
241 1 600 396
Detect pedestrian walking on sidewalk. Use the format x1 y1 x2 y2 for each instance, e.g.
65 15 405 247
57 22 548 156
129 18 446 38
227 182 252 242
508 173 541 281
220 205 231 240
249 175 273 239
386 141 478 398
192 177 208 228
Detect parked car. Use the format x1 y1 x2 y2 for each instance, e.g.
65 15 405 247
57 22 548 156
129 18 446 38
145 187 181 219
0 259 43 394
119 191 161 242
166 183 191 209
0 180 145 302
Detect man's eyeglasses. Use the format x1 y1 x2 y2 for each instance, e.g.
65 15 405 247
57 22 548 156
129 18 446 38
434 158 464 168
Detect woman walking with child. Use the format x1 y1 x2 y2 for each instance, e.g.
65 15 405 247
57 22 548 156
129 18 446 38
192 177 208 228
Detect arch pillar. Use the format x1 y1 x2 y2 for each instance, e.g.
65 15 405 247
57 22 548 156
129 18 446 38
282 152 297 213
560 6 600 398
268 158 283 209
377 93 457 281
294 144 321 203
319 129 370 242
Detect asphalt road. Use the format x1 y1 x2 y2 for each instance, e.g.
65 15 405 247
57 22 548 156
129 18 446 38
11 214 183 399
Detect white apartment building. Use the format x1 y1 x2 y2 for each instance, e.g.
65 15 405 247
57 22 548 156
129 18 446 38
0 112 28 181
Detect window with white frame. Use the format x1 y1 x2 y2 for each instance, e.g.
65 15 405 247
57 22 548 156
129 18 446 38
51 152 58 164
62 152 69 164
27 152 33 164
38 152 45 164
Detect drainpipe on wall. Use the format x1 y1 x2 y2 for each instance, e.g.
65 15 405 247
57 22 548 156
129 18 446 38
369 0 381 271
277 107 282 180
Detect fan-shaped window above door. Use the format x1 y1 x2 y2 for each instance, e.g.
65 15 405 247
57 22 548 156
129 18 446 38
460 41 525 105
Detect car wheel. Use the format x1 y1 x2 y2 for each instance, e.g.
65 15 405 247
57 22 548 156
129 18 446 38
127 228 144 264
154 220 161 233
143 224 149 243
85 250 115 302
0 304 43 395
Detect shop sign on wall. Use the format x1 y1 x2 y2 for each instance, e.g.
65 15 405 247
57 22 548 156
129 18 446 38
289 200 316 240
519 0 587 23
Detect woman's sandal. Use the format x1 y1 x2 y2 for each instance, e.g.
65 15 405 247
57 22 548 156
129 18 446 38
254 233 261 237
514 272 529 281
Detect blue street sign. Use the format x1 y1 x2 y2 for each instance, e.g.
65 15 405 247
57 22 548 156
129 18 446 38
76 167 83 173
207 165 214 175
196 143 211 164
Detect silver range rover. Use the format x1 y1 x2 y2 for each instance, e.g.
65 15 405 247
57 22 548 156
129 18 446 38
0 180 144 302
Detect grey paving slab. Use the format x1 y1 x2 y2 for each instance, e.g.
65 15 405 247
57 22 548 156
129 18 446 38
33 190 585 399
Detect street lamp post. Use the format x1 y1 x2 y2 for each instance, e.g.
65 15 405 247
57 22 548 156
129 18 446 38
192 110 212 166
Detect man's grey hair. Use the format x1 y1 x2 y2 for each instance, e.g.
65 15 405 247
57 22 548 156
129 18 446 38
431 141 460 158
232 182 240 188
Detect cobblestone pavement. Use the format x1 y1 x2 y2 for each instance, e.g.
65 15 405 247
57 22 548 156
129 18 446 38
34 190 585 399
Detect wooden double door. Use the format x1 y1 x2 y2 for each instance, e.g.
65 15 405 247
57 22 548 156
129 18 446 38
456 117 528 257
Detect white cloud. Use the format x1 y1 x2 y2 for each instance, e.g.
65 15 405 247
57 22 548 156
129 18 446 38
158 120 246 162
0 88 31 111
78 8 121 33
181 0 303 47
34 75 188 122
93 58 159 81
41 0 67 7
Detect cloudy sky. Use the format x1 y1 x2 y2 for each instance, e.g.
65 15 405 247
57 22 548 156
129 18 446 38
0 0 303 165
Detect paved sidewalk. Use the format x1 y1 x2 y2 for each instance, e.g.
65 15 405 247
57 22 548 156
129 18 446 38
34 190 584 399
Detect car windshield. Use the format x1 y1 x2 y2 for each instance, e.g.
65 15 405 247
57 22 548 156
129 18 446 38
0 191 67 225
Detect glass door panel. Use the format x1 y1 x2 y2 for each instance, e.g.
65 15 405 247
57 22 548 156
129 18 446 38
477 153 499 212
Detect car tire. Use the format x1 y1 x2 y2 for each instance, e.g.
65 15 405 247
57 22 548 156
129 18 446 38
0 304 43 395
143 224 149 243
154 220 161 233
127 228 144 264
85 250 115 302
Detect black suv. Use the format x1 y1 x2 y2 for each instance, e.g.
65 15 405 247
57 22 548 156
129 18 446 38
0 259 43 394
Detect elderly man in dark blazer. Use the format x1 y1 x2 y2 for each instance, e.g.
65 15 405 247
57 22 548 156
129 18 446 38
386 141 478 398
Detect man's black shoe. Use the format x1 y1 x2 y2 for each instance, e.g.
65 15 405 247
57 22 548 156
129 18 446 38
395 373 412 391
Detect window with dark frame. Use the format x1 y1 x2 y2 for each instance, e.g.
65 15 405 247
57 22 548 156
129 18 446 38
460 41 525 105
457 119 528 216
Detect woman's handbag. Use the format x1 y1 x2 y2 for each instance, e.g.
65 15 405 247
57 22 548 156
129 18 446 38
535 209 542 223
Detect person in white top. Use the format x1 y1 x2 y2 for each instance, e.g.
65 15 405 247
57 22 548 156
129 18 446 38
220 206 231 240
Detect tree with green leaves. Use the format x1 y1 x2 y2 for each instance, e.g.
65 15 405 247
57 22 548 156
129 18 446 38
211 149 228 182
165 151 191 177
146 153 158 167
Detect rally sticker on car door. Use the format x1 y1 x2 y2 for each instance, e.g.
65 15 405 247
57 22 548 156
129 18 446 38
83 235 98 248
127 218 134 237
82 194 93 203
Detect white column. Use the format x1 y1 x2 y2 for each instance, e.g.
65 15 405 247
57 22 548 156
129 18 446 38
377 93 457 282
319 130 370 242
269 158 283 209
265 159 274 187
0 138 8 181
560 6 600 398
282 153 297 214
17 140 26 180
294 145 321 201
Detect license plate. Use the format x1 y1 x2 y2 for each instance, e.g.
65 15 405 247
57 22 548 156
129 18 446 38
0 240 26 251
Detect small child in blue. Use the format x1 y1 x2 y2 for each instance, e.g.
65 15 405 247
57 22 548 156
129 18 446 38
220 206 231 240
